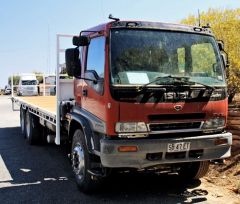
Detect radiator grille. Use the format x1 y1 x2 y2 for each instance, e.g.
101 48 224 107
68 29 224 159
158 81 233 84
148 113 205 121
149 122 202 132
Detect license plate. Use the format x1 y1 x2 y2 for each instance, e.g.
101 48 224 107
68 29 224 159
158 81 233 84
167 142 191 152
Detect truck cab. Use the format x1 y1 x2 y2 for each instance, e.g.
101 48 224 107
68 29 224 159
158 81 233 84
65 20 232 192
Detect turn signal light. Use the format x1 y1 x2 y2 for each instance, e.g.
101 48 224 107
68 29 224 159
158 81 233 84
118 146 138 152
214 138 228 146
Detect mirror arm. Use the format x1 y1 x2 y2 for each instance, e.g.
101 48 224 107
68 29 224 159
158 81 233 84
75 76 98 84
221 50 230 69
225 52 230 68
82 77 98 84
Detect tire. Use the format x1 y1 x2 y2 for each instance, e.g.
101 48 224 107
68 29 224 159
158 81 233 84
71 129 98 193
20 107 26 137
25 110 41 145
179 161 210 179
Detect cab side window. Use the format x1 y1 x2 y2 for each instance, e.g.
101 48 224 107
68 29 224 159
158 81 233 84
85 36 105 95
86 36 105 78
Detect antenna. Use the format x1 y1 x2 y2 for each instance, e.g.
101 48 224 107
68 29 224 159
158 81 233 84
47 24 50 74
198 9 201 27
108 14 120 22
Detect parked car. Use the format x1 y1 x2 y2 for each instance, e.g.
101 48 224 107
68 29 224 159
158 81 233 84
4 85 11 95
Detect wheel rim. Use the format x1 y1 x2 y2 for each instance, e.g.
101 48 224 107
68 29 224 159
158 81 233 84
72 144 85 180
26 113 30 139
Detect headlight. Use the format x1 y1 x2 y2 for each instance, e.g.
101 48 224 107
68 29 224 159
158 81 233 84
202 88 226 100
115 122 148 133
202 117 225 130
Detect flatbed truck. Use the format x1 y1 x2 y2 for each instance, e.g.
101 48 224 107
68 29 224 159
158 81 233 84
12 18 232 193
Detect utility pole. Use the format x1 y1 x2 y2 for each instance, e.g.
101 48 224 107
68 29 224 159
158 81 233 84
198 9 201 27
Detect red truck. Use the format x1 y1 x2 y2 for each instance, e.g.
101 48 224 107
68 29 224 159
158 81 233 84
13 19 232 193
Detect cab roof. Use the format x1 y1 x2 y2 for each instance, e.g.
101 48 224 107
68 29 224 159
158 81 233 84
82 20 213 36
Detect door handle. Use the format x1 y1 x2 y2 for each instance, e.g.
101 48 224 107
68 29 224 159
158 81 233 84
82 89 88 96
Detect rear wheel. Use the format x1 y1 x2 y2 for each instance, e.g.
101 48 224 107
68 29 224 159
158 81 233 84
71 129 98 193
25 110 42 145
20 107 26 137
179 161 210 179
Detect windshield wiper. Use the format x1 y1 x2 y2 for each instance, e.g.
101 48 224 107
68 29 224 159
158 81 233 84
137 75 187 92
136 76 168 92
185 78 215 90
137 75 215 92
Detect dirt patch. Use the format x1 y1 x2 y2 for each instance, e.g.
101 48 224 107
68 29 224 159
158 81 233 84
200 97 240 203
206 155 240 191
199 154 240 203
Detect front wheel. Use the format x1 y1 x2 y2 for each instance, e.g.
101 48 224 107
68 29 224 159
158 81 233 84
71 129 98 193
179 161 210 180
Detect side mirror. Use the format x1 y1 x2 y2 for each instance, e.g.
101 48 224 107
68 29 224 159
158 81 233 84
65 48 81 77
221 52 230 69
217 40 230 69
217 40 224 51
72 36 90 46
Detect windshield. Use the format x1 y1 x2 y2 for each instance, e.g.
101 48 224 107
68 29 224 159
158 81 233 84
21 80 37 85
110 29 226 87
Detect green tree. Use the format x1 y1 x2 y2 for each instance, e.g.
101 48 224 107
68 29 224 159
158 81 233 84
181 8 240 102
8 76 20 86
33 71 43 83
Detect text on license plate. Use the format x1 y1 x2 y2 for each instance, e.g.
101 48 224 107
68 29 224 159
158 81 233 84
167 142 191 152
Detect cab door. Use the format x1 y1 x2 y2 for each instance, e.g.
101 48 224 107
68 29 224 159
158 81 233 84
81 36 106 120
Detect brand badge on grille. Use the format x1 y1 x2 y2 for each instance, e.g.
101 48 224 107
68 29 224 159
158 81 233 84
174 105 183 111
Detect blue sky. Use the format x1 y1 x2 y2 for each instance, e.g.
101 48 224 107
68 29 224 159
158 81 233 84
0 0 240 88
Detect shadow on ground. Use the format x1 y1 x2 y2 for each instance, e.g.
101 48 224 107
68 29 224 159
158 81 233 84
0 127 207 203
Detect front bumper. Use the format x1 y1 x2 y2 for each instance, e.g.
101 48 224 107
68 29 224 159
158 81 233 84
100 132 232 169
19 90 38 96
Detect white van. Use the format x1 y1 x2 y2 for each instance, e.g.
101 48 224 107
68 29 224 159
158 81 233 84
17 74 38 96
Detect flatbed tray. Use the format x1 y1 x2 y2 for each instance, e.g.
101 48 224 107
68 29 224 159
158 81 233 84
13 96 56 117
